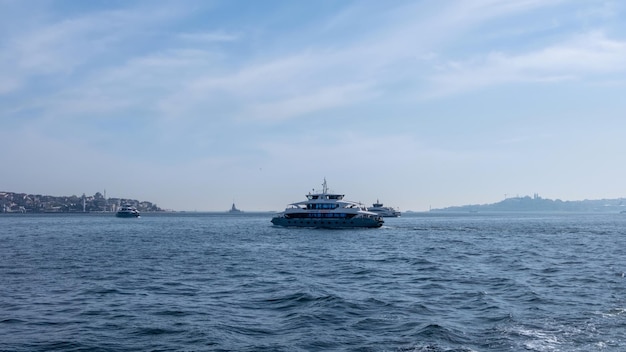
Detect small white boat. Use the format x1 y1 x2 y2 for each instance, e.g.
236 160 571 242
271 179 383 228
367 200 401 217
116 205 140 218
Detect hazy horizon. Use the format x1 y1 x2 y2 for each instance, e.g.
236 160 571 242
2 188 625 213
2 1 625 211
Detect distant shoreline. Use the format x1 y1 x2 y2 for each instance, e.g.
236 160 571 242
1 191 162 213
431 195 626 213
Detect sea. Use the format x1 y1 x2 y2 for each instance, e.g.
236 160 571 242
1 212 625 352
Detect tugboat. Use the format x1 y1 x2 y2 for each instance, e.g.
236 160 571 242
116 205 140 218
367 199 401 217
271 179 383 228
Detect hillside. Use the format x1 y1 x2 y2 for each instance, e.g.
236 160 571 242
1 191 163 213
432 195 626 213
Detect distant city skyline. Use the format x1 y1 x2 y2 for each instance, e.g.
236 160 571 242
2 1 626 211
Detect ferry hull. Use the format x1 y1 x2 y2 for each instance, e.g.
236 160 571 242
271 216 383 228
116 211 140 218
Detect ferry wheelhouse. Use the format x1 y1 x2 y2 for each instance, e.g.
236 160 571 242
271 179 383 228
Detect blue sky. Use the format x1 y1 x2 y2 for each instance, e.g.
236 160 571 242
2 0 626 211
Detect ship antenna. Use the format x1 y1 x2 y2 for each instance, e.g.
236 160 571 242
322 178 328 194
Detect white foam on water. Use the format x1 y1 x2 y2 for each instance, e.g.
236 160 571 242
518 328 560 352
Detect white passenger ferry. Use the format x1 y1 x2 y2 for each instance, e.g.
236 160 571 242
115 205 140 218
367 200 401 217
271 179 383 228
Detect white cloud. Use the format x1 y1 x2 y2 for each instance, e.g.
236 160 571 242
426 31 626 98
240 82 377 122
0 76 21 94
0 2 199 94
511 31 626 73
178 31 240 43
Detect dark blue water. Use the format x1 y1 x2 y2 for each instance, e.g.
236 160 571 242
1 212 625 351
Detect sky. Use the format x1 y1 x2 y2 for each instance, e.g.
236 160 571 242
2 0 626 212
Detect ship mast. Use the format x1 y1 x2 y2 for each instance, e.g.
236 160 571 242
322 178 328 194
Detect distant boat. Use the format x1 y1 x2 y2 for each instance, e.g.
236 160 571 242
116 205 140 218
229 203 243 213
367 199 401 217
